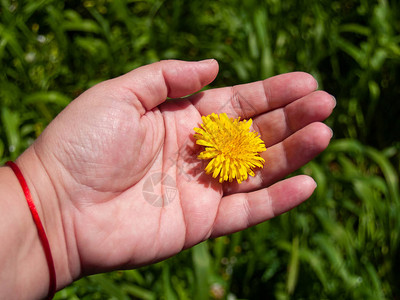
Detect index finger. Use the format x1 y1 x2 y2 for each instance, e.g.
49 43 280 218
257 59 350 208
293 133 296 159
190 72 318 118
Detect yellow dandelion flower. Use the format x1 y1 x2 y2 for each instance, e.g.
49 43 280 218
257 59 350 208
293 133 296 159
193 113 266 184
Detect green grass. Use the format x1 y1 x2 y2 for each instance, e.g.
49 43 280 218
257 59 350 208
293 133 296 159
1 0 399 299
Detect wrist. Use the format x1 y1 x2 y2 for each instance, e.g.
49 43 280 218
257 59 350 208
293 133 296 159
0 166 50 299
3 146 76 297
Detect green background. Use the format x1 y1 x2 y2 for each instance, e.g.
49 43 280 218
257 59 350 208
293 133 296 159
1 0 399 299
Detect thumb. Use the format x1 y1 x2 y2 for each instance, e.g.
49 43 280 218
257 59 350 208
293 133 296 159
110 59 219 111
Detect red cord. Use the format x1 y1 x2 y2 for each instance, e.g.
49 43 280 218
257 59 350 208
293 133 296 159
6 161 56 300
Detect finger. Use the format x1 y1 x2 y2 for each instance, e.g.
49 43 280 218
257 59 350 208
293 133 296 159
253 90 336 147
224 122 332 194
191 72 318 118
105 59 219 112
210 175 316 237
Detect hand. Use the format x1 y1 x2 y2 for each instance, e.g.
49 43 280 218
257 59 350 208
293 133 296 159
17 59 334 289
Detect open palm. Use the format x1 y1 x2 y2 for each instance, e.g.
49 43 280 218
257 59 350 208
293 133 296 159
29 60 334 278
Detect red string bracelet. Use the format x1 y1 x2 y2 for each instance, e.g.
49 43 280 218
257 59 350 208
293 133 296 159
6 161 56 300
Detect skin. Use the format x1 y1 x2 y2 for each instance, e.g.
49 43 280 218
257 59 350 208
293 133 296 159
0 59 335 299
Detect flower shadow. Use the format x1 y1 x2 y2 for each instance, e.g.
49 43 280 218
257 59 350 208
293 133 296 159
159 99 221 191
177 133 221 190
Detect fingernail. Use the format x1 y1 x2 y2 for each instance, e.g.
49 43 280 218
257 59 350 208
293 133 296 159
312 178 317 188
314 77 319 90
329 127 334 138
331 95 337 108
198 58 216 64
